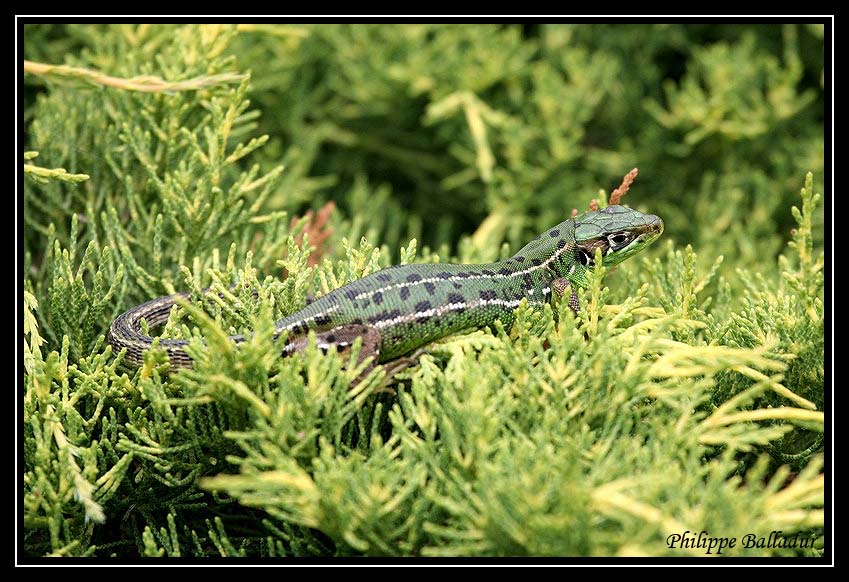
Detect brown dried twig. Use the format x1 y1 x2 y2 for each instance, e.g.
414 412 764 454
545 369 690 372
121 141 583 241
609 167 639 206
291 201 336 267
572 168 640 216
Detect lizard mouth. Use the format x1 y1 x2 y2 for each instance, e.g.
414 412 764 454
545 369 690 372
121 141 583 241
638 215 664 243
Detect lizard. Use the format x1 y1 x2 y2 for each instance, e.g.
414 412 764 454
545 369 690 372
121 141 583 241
107 203 663 370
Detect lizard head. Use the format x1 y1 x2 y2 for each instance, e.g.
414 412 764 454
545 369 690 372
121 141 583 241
572 205 664 269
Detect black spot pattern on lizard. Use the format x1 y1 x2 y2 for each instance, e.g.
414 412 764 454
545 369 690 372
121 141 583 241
447 293 465 304
344 288 358 300
314 314 333 326
368 311 394 324
215 206 661 367
550 229 560 237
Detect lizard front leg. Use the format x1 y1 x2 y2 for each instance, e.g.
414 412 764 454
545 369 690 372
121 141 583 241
551 277 580 314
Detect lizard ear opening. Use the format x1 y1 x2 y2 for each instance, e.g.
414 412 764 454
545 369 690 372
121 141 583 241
576 250 594 266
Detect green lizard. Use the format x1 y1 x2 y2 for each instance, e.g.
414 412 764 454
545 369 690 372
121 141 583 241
107 204 663 369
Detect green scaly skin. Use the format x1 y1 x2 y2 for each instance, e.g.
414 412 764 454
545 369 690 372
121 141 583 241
108 205 663 368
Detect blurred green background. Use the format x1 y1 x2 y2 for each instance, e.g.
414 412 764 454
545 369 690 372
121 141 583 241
24 23 825 269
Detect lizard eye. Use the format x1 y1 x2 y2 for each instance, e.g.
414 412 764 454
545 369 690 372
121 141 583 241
577 250 594 266
608 232 630 247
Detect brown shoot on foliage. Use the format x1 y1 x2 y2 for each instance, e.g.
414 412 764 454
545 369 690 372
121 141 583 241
609 167 639 206
291 201 336 267
571 167 639 216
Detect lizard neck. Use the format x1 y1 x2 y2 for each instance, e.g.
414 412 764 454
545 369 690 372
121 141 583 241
505 217 577 279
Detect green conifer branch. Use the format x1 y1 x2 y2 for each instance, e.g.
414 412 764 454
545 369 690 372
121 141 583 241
24 151 89 184
24 59 247 93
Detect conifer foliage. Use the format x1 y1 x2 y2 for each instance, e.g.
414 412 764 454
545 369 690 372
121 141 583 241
22 24 825 557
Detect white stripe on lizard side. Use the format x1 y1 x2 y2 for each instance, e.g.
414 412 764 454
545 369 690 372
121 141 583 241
371 297 546 330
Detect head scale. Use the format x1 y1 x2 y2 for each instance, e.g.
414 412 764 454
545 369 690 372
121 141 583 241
571 204 664 273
